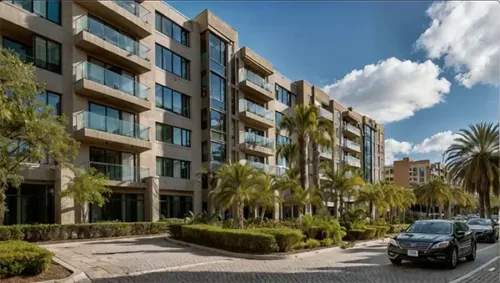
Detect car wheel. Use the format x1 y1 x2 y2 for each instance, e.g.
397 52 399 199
390 258 402 265
446 248 458 269
466 243 476 261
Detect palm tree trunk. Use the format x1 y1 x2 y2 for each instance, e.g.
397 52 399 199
311 141 320 192
298 137 307 190
260 207 266 224
369 201 374 223
479 190 486 218
333 193 339 219
485 190 491 218
238 204 244 229
339 197 344 219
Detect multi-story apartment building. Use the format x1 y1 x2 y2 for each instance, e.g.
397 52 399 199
0 0 384 225
385 157 445 188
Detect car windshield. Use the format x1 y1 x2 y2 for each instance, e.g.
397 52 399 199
405 222 452 234
467 218 491 226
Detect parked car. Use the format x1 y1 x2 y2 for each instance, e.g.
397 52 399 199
466 218 499 243
453 215 467 222
387 220 476 269
491 215 499 223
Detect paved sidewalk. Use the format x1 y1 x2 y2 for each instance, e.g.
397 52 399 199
465 260 499 283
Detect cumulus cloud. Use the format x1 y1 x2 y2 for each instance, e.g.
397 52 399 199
385 130 458 165
416 1 500 88
324 58 450 124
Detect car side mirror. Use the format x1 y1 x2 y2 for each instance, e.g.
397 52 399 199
456 230 465 236
400 228 406 233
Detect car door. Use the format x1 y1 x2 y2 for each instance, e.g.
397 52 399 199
454 222 467 257
458 222 473 256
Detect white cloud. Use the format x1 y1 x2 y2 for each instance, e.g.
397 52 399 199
416 1 500 88
384 130 458 165
324 57 451 124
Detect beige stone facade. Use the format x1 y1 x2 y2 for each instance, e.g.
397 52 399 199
1 0 384 224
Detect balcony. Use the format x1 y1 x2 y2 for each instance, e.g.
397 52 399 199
275 166 288 177
74 111 152 152
241 160 276 174
74 0 152 38
319 108 333 121
343 139 361 153
239 99 274 129
74 61 152 112
343 123 361 137
74 15 151 74
84 161 149 185
239 132 275 156
319 147 333 159
238 69 274 102
344 155 361 168
240 47 274 76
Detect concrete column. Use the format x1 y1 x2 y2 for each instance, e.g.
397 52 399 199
193 189 202 214
273 190 280 220
54 166 76 224
145 176 160 222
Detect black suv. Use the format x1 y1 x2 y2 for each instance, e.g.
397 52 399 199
387 220 476 269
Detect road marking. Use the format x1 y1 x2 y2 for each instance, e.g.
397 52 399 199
488 267 496 272
127 260 233 276
447 256 500 283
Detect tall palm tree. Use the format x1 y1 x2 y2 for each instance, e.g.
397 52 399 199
446 187 468 218
444 122 499 218
413 179 452 219
252 173 282 224
357 183 384 222
279 104 318 190
379 182 403 222
284 184 323 216
400 189 416 223
210 163 262 229
309 112 335 192
276 142 298 171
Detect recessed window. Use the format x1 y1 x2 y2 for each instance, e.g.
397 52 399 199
155 123 191 147
34 36 61 74
155 12 189 46
275 84 294 106
156 157 190 179
155 84 190 118
37 91 61 115
155 44 190 80
11 0 61 24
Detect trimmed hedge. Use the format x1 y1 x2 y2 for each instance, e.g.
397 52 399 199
0 241 53 278
370 226 390 238
250 228 304 252
362 227 377 240
180 225 279 254
0 222 170 242
345 229 365 241
169 224 184 238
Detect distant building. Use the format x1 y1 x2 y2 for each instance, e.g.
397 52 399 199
384 157 445 188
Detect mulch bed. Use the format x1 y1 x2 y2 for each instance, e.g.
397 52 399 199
2 262 72 283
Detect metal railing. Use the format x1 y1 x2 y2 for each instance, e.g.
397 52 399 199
239 69 272 92
75 111 150 141
74 15 150 60
240 132 275 150
84 161 149 182
344 155 361 167
344 123 361 136
319 108 333 120
344 139 361 151
75 61 149 100
239 99 274 122
113 0 150 22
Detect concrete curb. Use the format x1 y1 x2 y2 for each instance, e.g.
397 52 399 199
35 257 90 283
38 233 169 245
165 236 390 260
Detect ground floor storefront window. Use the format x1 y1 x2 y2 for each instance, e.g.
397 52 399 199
91 193 144 222
4 184 55 225
160 195 192 219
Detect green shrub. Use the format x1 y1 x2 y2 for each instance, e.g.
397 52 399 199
304 238 320 249
150 222 170 234
181 225 278 254
168 224 184 238
159 218 187 225
0 226 23 241
320 238 334 247
0 241 53 278
301 215 346 243
370 225 390 238
362 227 377 240
345 229 365 241
250 228 304 252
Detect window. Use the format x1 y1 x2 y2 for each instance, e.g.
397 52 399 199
201 71 207 97
275 111 284 127
88 103 136 135
210 72 226 111
155 44 190 79
2 37 32 62
155 84 190 118
37 91 61 115
211 142 226 162
156 157 190 179
160 195 192 219
419 167 425 177
155 123 191 147
276 84 293 106
247 154 264 164
34 36 61 74
209 34 226 76
11 0 61 24
91 193 144 223
276 134 291 146
231 89 236 115
155 12 189 46
211 110 226 141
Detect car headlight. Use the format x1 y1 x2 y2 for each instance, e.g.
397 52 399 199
389 239 400 248
431 241 452 249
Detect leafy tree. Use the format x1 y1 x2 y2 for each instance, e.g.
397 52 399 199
0 50 79 224
399 188 416 223
444 122 499 218
413 179 452 219
357 183 384 222
61 167 110 223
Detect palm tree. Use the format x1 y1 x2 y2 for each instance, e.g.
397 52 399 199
413 179 452 219
210 163 262 229
379 182 403 222
252 173 282 224
444 122 499 218
400 189 416 223
276 142 298 171
309 112 335 192
279 104 318 190
284 184 323 216
446 187 468 218
357 183 384 222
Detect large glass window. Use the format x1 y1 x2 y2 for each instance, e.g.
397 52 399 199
155 44 190 79
2 37 32 62
275 111 284 127
34 36 61 74
211 142 226 162
275 84 294 106
11 0 61 24
37 91 61 115
155 84 190 118
247 154 264 164
4 184 55 225
88 102 135 135
210 110 226 134
155 123 191 147
276 134 291 146
210 72 226 111
155 12 189 46
90 193 144 223
160 195 192 219
363 125 374 183
209 34 226 76
156 157 190 179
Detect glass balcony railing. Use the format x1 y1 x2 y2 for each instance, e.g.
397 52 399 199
275 166 288 177
240 132 275 150
344 155 361 167
84 161 149 182
245 160 275 174
74 15 150 60
319 108 333 120
344 123 361 136
210 161 223 172
113 0 150 22
75 111 150 141
239 99 274 122
344 139 361 151
239 69 272 92
75 61 149 100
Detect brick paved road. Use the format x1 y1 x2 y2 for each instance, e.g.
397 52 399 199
44 236 500 283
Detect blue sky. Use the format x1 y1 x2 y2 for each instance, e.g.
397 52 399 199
168 1 499 164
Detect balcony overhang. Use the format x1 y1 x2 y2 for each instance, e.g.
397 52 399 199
239 143 274 157
342 110 362 124
158 177 198 191
74 31 151 74
75 128 152 152
240 47 274 76
74 79 152 112
108 180 147 188
320 151 333 160
239 111 274 129
238 80 274 102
